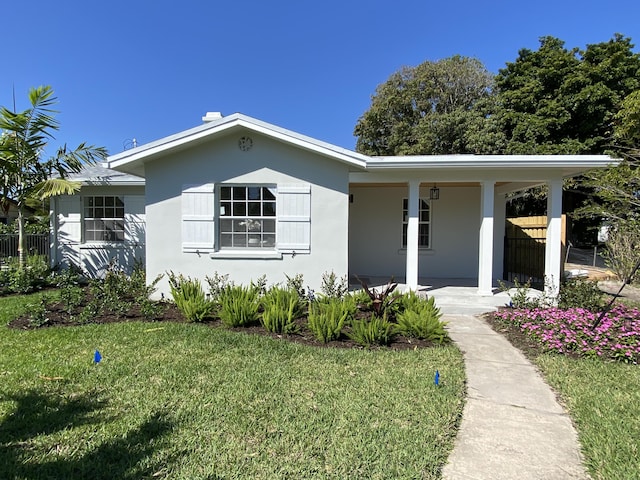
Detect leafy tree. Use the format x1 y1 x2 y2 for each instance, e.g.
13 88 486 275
614 90 640 149
354 55 495 155
494 34 640 154
0 86 107 265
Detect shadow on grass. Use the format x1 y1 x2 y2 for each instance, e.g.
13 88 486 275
0 390 174 479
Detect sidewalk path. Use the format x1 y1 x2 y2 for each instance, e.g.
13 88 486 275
441 314 590 480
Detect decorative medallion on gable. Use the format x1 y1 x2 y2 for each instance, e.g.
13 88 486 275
238 136 253 151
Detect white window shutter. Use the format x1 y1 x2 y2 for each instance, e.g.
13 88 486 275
58 196 81 243
277 184 310 253
124 195 145 245
182 184 215 252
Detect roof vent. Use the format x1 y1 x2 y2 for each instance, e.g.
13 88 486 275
202 112 223 122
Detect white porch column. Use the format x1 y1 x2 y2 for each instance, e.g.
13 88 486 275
545 179 563 297
478 180 495 296
406 180 420 289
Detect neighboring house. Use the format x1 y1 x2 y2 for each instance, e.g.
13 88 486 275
0 198 36 225
51 112 615 298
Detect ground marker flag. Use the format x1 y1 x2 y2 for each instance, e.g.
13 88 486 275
94 350 102 364
435 370 440 386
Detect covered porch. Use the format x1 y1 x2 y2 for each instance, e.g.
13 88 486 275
347 155 612 297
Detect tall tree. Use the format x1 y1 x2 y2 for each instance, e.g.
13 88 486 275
354 55 495 155
0 86 107 265
494 34 640 154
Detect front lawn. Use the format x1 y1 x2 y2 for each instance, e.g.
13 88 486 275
0 292 465 479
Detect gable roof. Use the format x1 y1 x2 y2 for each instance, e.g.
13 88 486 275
105 112 617 179
106 113 369 177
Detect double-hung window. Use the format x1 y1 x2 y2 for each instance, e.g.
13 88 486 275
84 196 125 242
219 186 276 248
402 198 431 248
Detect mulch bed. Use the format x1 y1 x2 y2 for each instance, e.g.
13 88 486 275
7 296 436 351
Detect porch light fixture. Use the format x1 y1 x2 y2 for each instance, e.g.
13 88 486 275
429 184 440 200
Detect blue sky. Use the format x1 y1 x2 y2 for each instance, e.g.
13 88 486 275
3 0 639 158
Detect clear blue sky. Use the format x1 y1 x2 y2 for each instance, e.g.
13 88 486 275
3 0 639 157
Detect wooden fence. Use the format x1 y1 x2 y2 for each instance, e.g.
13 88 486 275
504 215 566 284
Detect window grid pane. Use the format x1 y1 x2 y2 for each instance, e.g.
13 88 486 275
219 186 276 248
84 196 125 242
402 198 430 248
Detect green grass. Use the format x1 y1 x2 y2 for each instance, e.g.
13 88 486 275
535 355 640 480
0 293 465 479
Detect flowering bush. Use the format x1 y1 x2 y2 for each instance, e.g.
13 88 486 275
494 305 640 363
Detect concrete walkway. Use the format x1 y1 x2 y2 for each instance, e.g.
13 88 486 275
441 314 589 479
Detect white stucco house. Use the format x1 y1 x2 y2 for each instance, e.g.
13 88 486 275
50 112 615 298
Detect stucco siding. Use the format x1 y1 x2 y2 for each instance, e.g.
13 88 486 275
53 186 145 276
144 131 350 297
348 185 481 280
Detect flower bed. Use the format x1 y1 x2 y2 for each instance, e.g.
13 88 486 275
493 305 640 363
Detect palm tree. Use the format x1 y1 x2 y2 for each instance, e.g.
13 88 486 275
0 86 107 266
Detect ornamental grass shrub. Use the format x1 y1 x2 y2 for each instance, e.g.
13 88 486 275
218 284 261 327
307 296 352 343
168 272 215 322
348 313 397 347
260 286 303 334
396 294 448 343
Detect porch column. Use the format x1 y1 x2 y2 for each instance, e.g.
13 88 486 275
406 179 420 289
545 179 563 297
478 180 495 296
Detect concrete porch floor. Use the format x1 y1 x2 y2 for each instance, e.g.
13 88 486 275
350 277 512 315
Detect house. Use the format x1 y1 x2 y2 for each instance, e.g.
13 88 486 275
0 198 36 225
50 112 615 298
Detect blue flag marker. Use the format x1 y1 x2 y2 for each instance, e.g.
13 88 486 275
434 370 440 386
94 350 102 364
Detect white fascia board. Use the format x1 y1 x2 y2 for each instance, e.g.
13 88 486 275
232 117 368 168
365 154 617 169
106 113 368 175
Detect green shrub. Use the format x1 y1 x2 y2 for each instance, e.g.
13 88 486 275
260 286 303 333
168 272 215 322
205 271 234 301
284 273 305 299
26 294 52 327
558 277 605 311
348 314 397 347
396 295 448 343
218 285 261 327
308 297 352 343
320 271 348 299
59 284 85 314
499 277 547 309
0 255 53 295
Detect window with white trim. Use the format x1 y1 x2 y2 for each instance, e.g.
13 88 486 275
219 186 276 248
402 198 431 248
84 196 125 242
